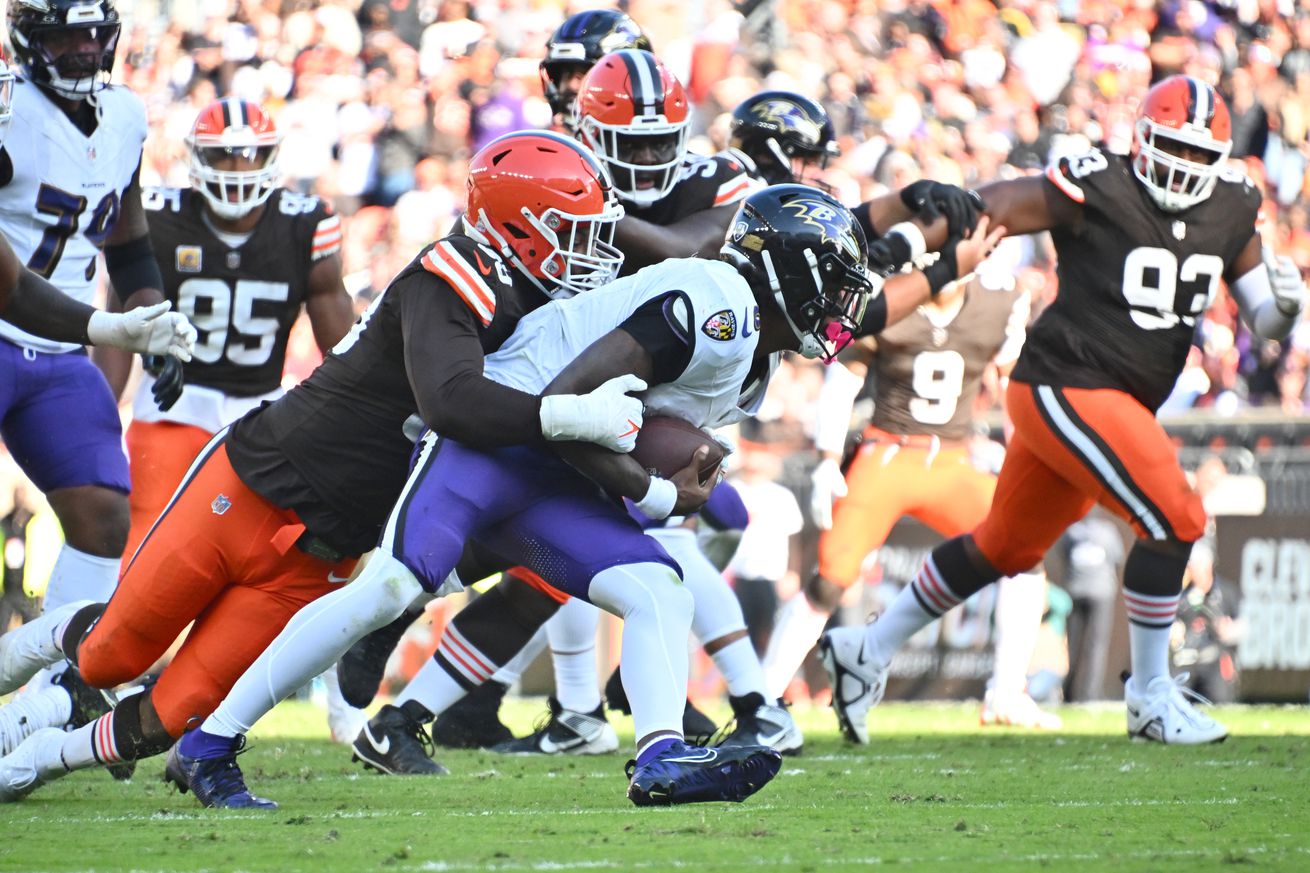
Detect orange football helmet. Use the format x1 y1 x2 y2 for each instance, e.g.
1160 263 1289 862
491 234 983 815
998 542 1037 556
575 49 689 207
1132 75 1233 212
187 98 282 220
466 130 624 299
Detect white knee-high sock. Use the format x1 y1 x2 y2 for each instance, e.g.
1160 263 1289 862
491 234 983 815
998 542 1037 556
0 686 72 754
711 636 768 698
547 598 600 713
491 626 548 686
42 546 119 613
394 654 470 716
990 572 1046 697
587 563 691 742
201 553 423 737
763 594 830 698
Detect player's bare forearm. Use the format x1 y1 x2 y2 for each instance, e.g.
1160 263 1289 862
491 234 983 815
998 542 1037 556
972 176 1073 241
861 191 914 235
881 270 934 327
552 440 651 500
305 254 355 350
4 262 96 344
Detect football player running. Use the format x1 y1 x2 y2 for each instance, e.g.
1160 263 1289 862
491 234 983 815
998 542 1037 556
821 76 1306 747
0 131 640 804
769 251 1062 732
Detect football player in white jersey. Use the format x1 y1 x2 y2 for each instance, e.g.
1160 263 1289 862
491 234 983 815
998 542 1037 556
0 0 175 619
173 185 1004 808
0 58 190 352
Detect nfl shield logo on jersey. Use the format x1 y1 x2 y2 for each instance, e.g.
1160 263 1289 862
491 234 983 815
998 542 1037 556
176 246 203 273
211 494 232 516
702 309 737 341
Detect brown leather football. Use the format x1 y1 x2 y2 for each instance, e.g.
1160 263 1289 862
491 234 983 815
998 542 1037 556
630 415 725 483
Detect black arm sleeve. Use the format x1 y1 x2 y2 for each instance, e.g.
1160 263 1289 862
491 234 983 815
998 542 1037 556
616 290 694 385
855 291 889 338
398 276 543 447
852 201 882 243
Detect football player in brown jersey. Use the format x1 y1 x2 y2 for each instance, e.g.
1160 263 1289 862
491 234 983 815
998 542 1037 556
822 75 1306 746
769 247 1060 731
0 132 644 806
122 98 356 562
579 49 755 273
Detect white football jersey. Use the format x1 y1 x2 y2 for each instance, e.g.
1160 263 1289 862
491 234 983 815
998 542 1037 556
485 258 770 429
0 81 148 353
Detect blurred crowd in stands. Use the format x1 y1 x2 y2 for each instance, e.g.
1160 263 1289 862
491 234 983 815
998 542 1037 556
117 0 1310 423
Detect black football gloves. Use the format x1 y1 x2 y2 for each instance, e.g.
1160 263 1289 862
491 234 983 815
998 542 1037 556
899 181 985 237
142 354 185 412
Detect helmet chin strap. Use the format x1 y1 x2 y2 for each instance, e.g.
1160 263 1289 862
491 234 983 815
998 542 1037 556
760 248 824 359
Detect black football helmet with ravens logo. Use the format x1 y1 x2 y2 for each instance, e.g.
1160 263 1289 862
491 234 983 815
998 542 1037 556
729 91 839 187
540 9 651 124
720 184 872 361
9 0 121 99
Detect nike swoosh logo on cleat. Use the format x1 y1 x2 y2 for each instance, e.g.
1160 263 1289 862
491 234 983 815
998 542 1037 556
757 728 789 748
362 724 390 755
662 748 718 764
536 734 586 754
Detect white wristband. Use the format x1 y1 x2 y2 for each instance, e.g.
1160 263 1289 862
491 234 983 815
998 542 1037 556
887 221 928 263
635 476 678 520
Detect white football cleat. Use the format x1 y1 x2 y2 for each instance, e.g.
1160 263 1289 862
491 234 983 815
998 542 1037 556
819 626 887 745
1125 673 1228 745
0 728 68 803
490 698 620 756
980 689 1063 730
719 694 804 756
0 601 91 695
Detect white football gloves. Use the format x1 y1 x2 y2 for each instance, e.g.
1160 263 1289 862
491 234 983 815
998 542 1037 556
539 374 647 453
809 457 848 530
1265 248 1306 318
87 301 197 360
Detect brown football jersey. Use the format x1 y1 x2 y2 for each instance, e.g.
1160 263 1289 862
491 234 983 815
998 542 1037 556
143 187 340 397
225 225 545 555
869 277 1028 441
1013 150 1261 411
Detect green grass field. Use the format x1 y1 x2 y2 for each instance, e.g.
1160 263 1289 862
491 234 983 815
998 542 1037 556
2 699 1307 872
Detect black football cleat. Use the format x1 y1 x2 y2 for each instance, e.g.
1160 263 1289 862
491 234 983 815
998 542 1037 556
626 741 782 806
165 734 278 809
605 666 717 741
431 681 513 749
336 603 426 708
351 704 449 776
